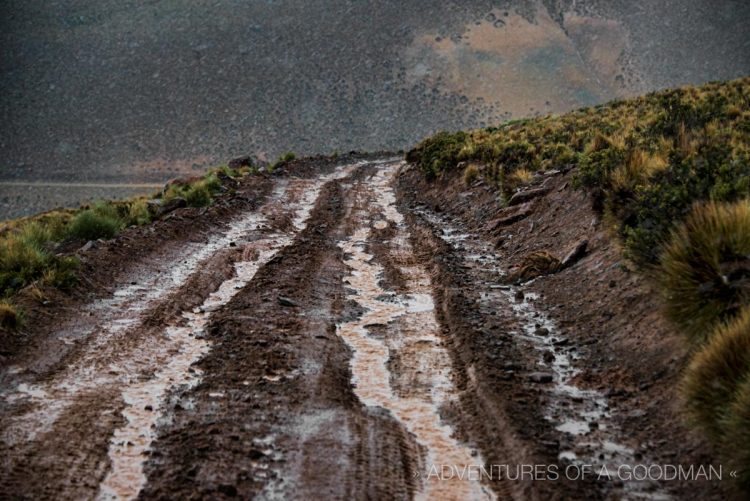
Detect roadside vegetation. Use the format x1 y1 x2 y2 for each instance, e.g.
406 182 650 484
0 164 255 327
407 77 750 266
407 76 750 491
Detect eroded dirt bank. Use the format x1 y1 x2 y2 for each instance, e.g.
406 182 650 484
396 164 730 500
0 155 734 500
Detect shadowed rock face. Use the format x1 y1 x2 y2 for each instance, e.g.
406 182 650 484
0 0 749 217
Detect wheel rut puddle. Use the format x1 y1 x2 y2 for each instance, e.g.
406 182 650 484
418 208 669 500
336 163 494 500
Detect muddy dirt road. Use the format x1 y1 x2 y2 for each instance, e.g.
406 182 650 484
0 157 728 499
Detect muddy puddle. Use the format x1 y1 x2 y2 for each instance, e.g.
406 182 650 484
417 208 669 500
337 164 494 500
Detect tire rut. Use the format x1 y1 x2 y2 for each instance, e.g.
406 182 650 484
0 163 359 500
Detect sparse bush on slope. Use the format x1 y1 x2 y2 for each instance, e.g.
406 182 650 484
406 130 468 179
660 201 750 343
462 163 480 185
164 173 224 207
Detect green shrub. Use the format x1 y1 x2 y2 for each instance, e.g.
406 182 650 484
43 256 79 290
184 182 213 207
279 151 296 162
66 205 124 241
683 307 750 440
0 234 51 294
660 201 750 342
406 131 468 178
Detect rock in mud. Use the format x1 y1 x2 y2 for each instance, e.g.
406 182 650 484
78 240 95 253
228 155 254 169
489 203 532 231
562 240 589 268
508 187 551 206
277 296 299 307
528 372 554 383
156 196 187 217
217 484 238 497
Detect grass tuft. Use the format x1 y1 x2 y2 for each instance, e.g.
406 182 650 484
127 199 151 226
66 204 124 241
723 374 750 493
0 300 21 330
683 307 750 440
660 200 750 343
463 163 480 185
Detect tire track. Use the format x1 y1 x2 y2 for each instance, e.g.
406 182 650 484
0 162 359 500
336 164 494 500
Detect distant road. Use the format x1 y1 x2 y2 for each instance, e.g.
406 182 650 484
0 181 163 189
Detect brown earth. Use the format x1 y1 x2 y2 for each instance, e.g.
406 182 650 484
0 155 736 500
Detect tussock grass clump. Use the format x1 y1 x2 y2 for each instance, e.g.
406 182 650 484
0 228 54 294
163 173 223 208
507 167 534 190
0 300 21 330
660 201 750 342
723 375 750 492
127 199 151 226
683 307 750 440
184 182 213 207
462 164 480 185
66 203 124 241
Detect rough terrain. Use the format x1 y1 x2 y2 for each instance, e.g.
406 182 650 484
0 155 738 499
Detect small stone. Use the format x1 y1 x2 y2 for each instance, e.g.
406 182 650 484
528 372 553 383
79 240 95 252
277 296 299 307
218 484 238 497
561 240 588 268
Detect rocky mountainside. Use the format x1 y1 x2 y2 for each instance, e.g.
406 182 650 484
2 0 749 218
